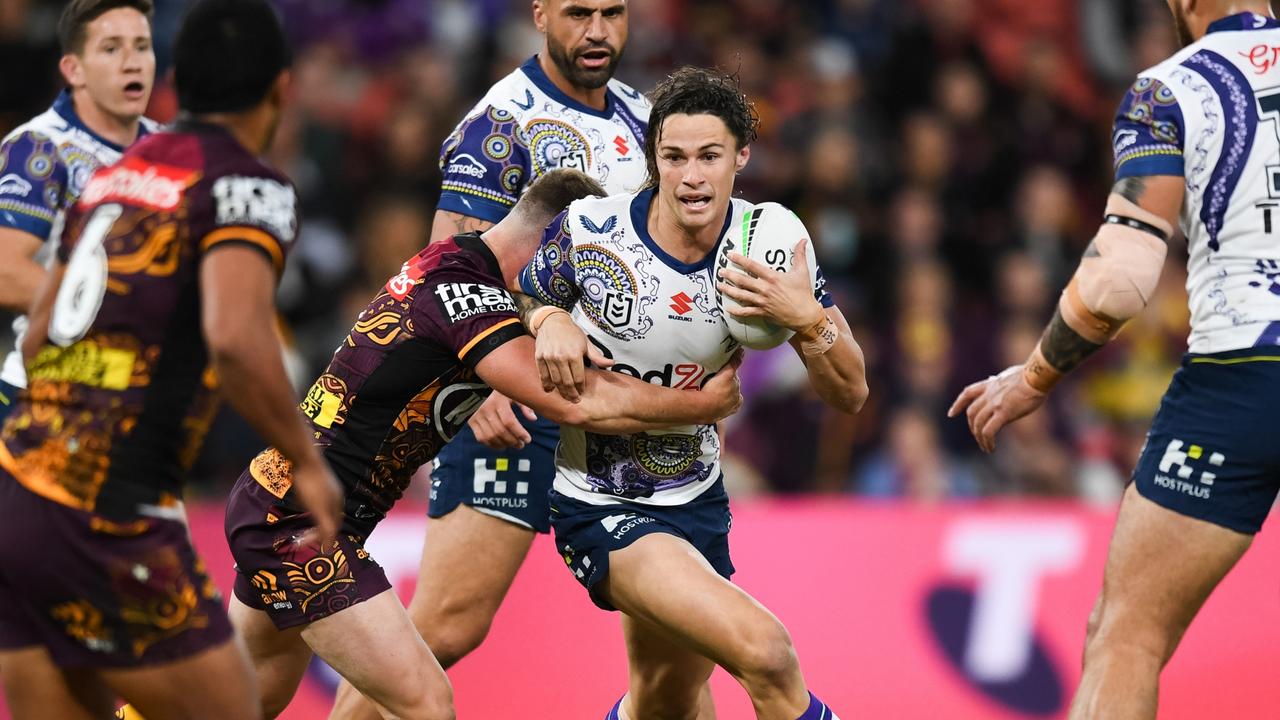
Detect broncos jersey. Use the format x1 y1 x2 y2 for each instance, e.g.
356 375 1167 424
437 55 649 223
0 121 296 520
520 189 834 507
1114 11 1280 352
0 90 158 388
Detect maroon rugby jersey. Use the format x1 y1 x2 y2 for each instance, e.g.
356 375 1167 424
0 121 296 519
247 233 527 533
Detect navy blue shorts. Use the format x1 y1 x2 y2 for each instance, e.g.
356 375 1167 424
0 379 19 426
549 478 734 611
1133 349 1280 534
428 413 558 533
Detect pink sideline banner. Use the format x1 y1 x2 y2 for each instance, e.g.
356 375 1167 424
2 500 1278 719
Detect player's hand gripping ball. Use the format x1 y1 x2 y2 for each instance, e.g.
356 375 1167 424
714 202 819 349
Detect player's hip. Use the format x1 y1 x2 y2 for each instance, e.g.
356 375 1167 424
0 469 232 668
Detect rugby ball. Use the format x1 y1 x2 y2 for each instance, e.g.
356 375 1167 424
715 202 818 350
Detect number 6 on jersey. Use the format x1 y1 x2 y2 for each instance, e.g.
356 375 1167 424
48 202 122 347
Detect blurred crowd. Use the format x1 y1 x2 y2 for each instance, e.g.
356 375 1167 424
0 0 1197 503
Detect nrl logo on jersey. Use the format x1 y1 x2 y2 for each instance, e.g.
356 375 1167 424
579 214 617 235
213 175 297 244
601 289 634 327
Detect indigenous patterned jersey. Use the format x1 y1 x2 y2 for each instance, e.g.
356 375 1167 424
0 121 296 520
437 55 649 223
520 190 834 507
0 90 158 388
249 233 527 534
1113 11 1280 352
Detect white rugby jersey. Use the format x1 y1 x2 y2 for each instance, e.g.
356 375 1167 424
1115 11 1280 352
436 55 649 224
519 189 834 507
0 90 157 387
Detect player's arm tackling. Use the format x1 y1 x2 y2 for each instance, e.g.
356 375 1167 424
201 245 343 541
950 174 1184 452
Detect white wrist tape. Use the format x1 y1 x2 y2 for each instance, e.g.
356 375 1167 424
1066 194 1170 341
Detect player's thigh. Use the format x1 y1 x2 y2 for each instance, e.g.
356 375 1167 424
1093 483 1251 657
0 645 113 720
99 635 261 720
622 613 716 711
412 503 534 626
604 533 794 678
301 588 448 710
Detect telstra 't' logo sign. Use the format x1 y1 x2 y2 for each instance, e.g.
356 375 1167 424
926 520 1084 716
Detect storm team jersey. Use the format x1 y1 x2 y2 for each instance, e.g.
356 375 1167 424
437 55 649 223
0 121 296 520
0 90 158 388
1114 11 1280 352
520 190 834 507
249 233 527 534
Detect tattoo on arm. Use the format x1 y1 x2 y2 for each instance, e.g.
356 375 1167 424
1038 308 1104 374
451 212 493 234
513 292 547 328
1113 177 1146 204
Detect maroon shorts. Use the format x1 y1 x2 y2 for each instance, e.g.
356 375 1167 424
0 471 233 668
225 468 390 630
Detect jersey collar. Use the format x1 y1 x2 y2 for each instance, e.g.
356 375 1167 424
456 232 504 280
629 187 731 275
52 89 152 152
519 55 619 120
1206 12 1280 34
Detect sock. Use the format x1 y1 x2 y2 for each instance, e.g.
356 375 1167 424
604 696 624 720
795 692 841 720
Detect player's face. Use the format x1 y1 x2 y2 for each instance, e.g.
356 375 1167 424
653 113 750 236
537 0 628 90
66 8 155 121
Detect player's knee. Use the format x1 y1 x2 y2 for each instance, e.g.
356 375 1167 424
729 623 800 691
1083 600 1176 667
410 598 493 667
402 681 455 720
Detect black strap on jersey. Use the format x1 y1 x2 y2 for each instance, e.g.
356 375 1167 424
1104 214 1170 243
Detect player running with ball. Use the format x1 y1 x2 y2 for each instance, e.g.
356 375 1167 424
519 66 867 720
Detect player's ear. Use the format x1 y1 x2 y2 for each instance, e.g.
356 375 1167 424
532 0 548 33
735 145 751 173
59 53 84 90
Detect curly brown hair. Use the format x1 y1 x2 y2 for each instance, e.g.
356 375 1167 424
643 66 761 189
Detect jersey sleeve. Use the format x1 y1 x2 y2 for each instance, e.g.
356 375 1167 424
518 209 580 310
436 106 533 224
0 131 68 240
199 173 299 276
425 271 528 369
812 265 835 308
1112 76 1185 180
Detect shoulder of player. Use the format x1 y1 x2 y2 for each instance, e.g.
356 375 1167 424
564 192 631 240
466 66 542 124
607 78 650 113
1 109 63 153
138 116 163 135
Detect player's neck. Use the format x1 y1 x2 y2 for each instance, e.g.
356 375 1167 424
70 89 141 147
538 53 608 111
648 195 723 262
188 111 269 156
